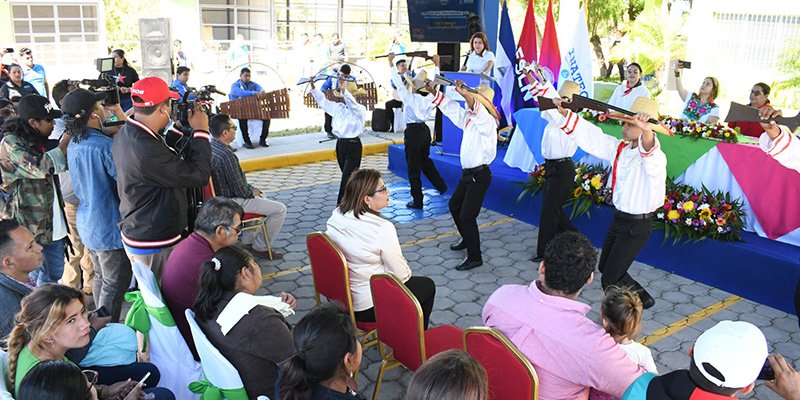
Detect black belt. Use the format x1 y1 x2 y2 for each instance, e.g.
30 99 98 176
616 210 652 220
545 157 572 164
337 137 361 143
407 122 427 126
463 164 488 174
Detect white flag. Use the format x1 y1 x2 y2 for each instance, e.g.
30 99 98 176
557 3 594 98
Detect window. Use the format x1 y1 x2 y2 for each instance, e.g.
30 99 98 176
200 0 272 42
10 2 101 45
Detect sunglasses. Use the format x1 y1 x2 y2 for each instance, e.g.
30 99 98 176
369 186 388 196
82 369 99 398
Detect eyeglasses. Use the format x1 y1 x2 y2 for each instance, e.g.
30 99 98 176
368 186 388 196
225 224 242 234
750 90 764 96
82 369 99 398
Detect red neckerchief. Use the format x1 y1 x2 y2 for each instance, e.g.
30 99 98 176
610 141 627 195
623 81 642 96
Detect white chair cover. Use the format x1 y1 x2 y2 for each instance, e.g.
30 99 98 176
184 309 247 390
132 262 202 400
0 350 12 400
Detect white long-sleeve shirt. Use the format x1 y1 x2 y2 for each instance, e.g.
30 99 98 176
325 209 412 311
528 80 578 160
432 91 498 169
311 88 365 139
760 126 800 174
560 110 667 214
388 67 438 124
608 83 651 111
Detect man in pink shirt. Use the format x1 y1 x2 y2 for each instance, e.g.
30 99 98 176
483 231 645 399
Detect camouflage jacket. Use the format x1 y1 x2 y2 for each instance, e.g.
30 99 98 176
0 134 67 244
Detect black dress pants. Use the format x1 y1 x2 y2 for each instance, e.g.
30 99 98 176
434 109 443 143
598 213 652 292
385 99 403 130
238 118 271 144
536 158 578 258
354 275 436 329
449 165 492 260
336 137 362 204
405 123 446 205
324 113 333 134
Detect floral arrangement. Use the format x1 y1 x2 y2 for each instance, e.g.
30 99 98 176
580 110 620 125
660 116 740 143
520 164 746 242
653 183 745 243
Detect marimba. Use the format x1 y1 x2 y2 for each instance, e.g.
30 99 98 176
219 88 291 120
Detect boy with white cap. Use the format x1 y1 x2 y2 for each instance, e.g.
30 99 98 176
622 320 769 399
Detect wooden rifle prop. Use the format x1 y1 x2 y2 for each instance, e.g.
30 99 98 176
432 74 479 94
375 51 452 63
538 95 661 126
296 74 357 85
726 102 800 132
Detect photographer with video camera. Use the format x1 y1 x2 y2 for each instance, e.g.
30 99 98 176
112 77 211 280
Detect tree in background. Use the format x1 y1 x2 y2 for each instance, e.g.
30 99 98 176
103 0 159 66
771 38 800 111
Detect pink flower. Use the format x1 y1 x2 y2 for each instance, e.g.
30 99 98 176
690 101 697 107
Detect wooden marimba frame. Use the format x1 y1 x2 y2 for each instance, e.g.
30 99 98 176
220 88 291 120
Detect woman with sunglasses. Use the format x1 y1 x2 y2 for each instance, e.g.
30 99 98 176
0 95 70 286
727 82 772 137
325 168 436 329
7 284 174 399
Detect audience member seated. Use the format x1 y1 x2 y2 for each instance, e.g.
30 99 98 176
0 220 41 342
482 231 645 400
673 62 720 123
162 197 245 355
403 349 488 400
325 168 436 329
192 245 295 398
16 360 141 400
0 64 39 101
277 304 366 400
6 284 174 399
621 320 767 399
209 113 286 258
62 88 130 321
608 63 651 111
591 287 657 400
727 82 772 137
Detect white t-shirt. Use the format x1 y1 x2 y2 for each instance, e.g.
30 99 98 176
619 341 658 373
464 50 495 75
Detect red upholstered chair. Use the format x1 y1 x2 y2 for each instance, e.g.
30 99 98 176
369 274 464 400
204 177 273 260
306 232 378 351
464 327 540 400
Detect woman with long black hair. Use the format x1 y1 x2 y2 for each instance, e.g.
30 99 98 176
108 49 139 111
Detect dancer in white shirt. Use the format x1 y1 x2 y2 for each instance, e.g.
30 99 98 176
757 106 800 174
552 96 668 309
428 80 499 271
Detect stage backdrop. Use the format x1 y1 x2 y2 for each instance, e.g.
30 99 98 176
407 0 486 43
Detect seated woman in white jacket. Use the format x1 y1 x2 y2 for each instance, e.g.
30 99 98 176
326 168 436 329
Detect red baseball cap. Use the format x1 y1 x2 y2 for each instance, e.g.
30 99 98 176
131 77 180 107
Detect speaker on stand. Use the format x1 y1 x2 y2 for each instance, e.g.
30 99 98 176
139 18 172 83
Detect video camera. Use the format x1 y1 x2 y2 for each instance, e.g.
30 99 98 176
173 85 226 130
79 57 120 106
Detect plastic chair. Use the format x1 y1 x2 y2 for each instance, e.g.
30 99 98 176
127 262 202 399
185 309 250 399
464 327 540 400
204 177 273 260
369 274 463 400
306 232 378 350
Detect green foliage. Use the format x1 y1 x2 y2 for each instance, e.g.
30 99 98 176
609 5 686 76
103 0 158 54
771 38 800 110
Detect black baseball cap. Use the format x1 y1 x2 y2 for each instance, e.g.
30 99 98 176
61 88 106 118
0 99 11 109
17 95 62 120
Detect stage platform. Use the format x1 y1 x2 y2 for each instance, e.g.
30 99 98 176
388 144 800 314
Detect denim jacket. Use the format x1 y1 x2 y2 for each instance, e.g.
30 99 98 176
0 273 33 342
67 128 123 250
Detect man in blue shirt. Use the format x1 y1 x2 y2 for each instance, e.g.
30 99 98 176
18 48 48 99
62 88 131 321
171 66 191 99
229 67 270 149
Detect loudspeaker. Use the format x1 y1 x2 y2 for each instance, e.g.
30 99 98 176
371 109 390 132
139 18 172 83
437 43 460 72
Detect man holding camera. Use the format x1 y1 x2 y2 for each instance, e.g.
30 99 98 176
112 76 211 279
229 67 270 149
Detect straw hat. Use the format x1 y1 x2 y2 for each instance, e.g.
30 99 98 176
558 80 580 99
471 84 500 120
333 80 366 97
608 97 672 135
409 70 429 93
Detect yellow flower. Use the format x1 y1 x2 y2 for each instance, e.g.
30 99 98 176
682 201 695 212
590 176 602 190
667 209 680 220
573 187 583 197
699 208 712 220
724 132 730 137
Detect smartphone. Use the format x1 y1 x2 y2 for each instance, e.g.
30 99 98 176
123 372 151 400
94 306 110 318
4 48 13 53
757 359 775 380
678 60 692 69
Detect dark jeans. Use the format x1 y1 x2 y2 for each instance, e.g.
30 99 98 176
450 166 492 260
238 118 271 144
336 138 362 204
89 248 133 322
324 113 333 134
354 276 436 329
536 159 577 257
88 362 175 400
598 213 652 291
385 99 403 129
405 123 446 204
